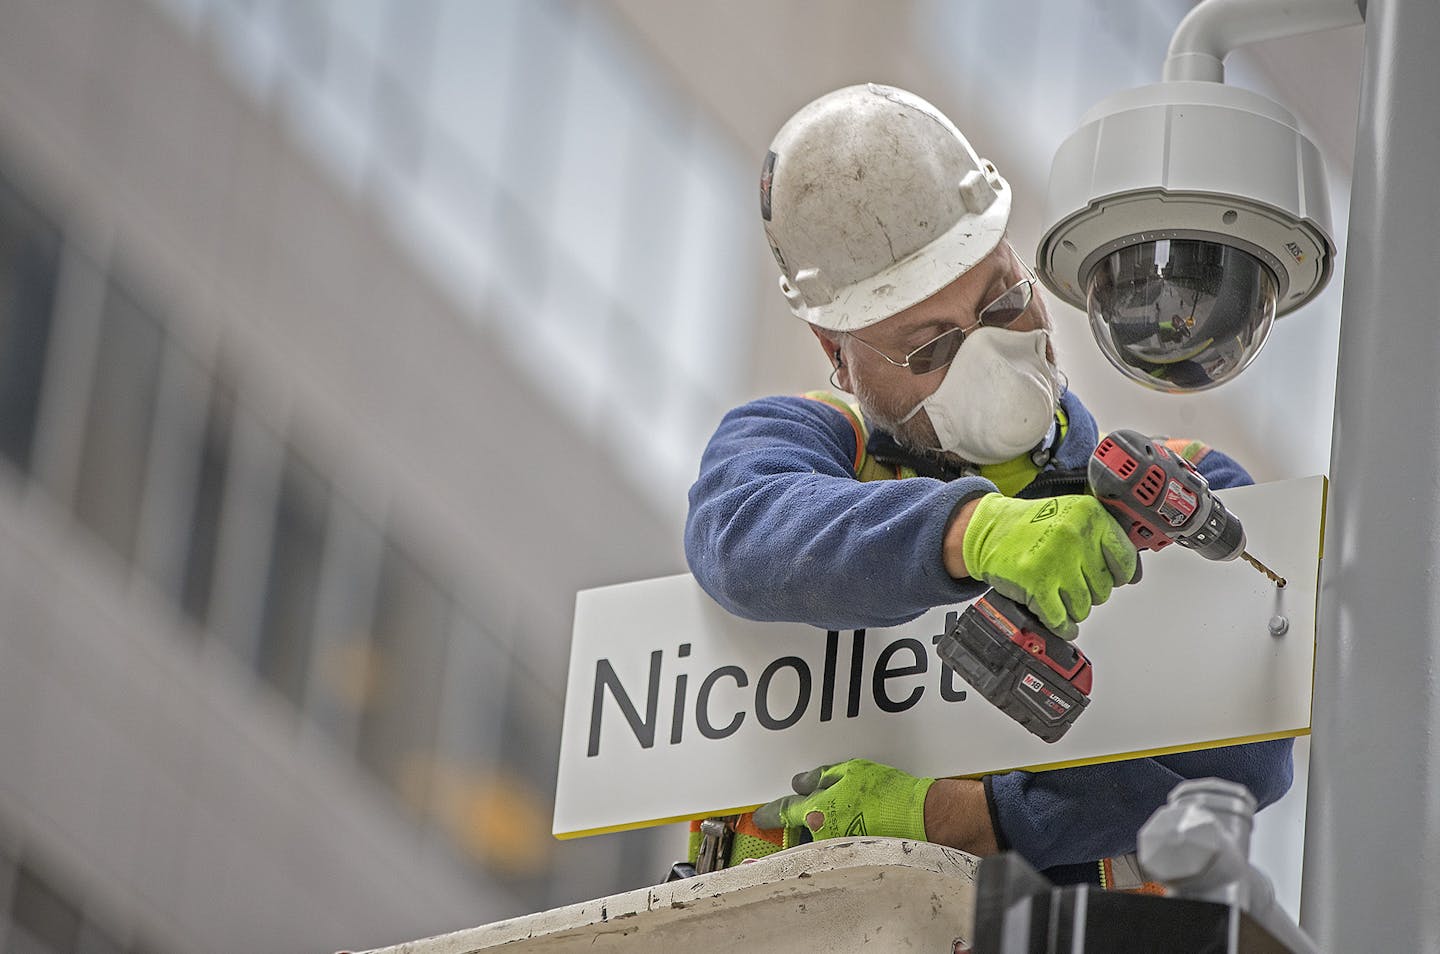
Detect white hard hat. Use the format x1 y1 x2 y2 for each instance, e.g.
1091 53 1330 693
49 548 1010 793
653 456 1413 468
761 84 1011 332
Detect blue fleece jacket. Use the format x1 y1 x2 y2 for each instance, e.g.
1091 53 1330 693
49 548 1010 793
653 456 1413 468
684 389 1292 872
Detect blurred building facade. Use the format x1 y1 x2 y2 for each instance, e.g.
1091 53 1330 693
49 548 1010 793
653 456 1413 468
0 0 763 950
0 1 1358 952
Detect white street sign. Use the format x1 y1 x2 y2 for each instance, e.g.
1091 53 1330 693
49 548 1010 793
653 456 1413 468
555 476 1324 838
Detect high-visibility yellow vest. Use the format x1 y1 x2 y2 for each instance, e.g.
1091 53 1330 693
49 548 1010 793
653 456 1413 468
800 391 922 482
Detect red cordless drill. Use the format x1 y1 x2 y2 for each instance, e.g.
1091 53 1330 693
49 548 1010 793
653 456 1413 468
936 429 1283 743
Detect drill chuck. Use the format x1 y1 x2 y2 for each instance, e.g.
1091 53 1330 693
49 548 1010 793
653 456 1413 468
1181 493 1246 563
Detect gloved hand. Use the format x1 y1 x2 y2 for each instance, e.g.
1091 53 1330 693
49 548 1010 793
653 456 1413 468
962 492 1138 639
752 758 933 841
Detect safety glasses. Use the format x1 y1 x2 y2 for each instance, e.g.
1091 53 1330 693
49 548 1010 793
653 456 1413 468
848 269 1037 375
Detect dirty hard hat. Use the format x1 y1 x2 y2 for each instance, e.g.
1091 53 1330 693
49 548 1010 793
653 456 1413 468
761 84 1011 332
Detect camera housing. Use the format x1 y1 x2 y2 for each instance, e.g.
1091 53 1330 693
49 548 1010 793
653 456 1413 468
1036 80 1336 391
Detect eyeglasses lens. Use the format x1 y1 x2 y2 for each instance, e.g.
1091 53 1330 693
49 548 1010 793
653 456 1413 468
979 279 1033 328
902 277 1034 375
906 328 964 374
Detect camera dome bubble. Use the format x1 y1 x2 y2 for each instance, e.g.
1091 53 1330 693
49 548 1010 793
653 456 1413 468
1085 239 1277 391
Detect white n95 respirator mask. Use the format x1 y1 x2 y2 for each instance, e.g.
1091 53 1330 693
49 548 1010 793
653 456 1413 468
899 326 1061 464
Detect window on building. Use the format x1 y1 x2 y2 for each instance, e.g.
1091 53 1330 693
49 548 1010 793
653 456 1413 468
421 611 516 869
498 662 562 800
0 171 61 475
72 280 164 563
491 663 560 907
303 496 384 752
180 380 235 627
130 337 223 612
356 541 452 805
255 447 330 707
203 405 286 663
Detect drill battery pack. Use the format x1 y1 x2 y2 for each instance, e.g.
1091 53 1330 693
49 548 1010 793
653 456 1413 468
936 593 1094 743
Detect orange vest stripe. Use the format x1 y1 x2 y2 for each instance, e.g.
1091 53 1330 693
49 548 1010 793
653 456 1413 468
802 391 867 473
1161 437 1211 464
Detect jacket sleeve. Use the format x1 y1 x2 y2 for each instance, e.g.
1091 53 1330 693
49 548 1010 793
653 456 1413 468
684 395 995 630
987 738 1294 869
987 444 1297 870
1193 445 1250 491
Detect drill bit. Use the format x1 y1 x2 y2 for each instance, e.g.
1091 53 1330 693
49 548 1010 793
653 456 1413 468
1240 551 1286 588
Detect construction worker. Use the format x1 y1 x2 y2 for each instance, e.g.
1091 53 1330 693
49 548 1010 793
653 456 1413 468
683 85 1292 888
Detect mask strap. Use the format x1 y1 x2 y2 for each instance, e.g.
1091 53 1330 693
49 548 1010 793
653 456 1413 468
896 401 925 426
1030 416 1061 467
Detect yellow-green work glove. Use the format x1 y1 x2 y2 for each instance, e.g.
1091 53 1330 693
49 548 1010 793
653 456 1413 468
752 758 933 841
963 492 1138 639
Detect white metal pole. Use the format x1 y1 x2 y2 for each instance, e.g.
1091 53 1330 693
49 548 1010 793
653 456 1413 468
1301 0 1440 947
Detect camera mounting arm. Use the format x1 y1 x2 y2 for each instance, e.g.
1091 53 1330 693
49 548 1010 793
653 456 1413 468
1164 0 1365 84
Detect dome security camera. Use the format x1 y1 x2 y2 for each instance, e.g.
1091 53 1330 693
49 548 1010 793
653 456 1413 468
1036 80 1336 392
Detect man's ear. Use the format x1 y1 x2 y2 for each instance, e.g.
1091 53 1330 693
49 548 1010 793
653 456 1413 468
809 325 849 390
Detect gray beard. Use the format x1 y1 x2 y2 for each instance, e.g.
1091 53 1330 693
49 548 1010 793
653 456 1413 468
849 374 977 471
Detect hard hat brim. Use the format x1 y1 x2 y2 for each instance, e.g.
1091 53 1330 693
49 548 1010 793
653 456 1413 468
793 182 1011 332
